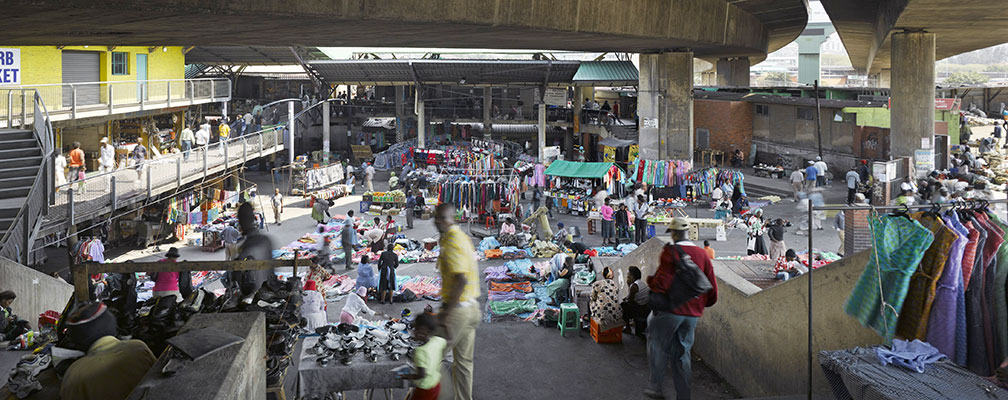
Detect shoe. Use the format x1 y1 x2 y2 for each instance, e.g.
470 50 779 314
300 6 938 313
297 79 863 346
643 389 665 399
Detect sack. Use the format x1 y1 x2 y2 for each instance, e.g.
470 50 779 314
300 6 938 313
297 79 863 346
78 170 86 180
648 244 713 312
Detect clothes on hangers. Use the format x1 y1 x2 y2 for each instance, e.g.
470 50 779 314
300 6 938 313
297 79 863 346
71 238 106 264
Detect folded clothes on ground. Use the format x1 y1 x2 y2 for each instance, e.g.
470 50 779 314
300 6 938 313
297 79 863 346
489 281 533 293
484 265 509 281
488 299 538 315
488 290 529 301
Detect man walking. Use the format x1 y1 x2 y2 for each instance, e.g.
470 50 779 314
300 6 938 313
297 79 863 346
179 125 194 160
789 168 805 202
341 215 354 270
434 203 481 400
845 166 861 205
365 162 376 192
271 188 284 226
645 218 718 400
814 156 828 187
218 117 230 143
633 195 650 244
835 210 845 256
804 161 818 191
221 223 241 261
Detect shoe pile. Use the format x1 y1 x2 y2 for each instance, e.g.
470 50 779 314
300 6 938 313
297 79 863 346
307 322 413 367
6 352 51 398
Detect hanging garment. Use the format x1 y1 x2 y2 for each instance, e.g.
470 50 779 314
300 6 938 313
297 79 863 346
925 212 968 361
964 217 990 375
989 216 1008 366
844 215 934 342
895 213 956 340
974 212 1003 375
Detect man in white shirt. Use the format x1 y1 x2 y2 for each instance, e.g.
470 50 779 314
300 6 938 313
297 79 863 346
789 169 805 202
633 195 651 244
98 137 115 174
845 167 861 205
365 162 376 192
178 126 194 160
194 124 209 147
813 156 828 187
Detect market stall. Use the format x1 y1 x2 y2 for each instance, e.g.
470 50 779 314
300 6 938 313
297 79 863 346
543 160 628 216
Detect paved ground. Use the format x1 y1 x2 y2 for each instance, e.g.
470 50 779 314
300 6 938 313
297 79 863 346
42 166 855 399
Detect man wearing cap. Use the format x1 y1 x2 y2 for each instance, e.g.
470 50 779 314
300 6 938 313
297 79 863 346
98 137 115 174
804 160 818 191
814 156 828 188
61 302 156 400
644 218 718 400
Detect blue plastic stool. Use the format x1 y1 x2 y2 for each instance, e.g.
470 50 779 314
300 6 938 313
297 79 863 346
558 303 580 337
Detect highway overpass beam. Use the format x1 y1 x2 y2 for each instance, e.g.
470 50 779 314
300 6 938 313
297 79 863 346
716 57 750 87
638 51 694 161
323 99 330 163
890 31 935 160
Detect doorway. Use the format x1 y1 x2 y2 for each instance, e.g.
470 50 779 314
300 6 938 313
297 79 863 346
136 53 148 101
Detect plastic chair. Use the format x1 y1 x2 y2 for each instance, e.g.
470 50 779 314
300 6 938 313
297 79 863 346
558 303 580 337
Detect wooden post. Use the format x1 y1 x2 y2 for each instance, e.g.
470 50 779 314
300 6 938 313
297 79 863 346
292 251 299 279
73 263 89 302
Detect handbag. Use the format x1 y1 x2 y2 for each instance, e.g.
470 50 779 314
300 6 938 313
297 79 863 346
648 244 713 312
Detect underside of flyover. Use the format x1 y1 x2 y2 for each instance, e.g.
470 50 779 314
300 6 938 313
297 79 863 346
819 0 1008 74
6 0 805 58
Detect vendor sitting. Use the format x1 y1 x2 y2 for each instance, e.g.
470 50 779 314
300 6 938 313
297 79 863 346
356 255 379 291
546 258 573 305
731 149 745 168
552 222 572 244
621 266 650 336
0 291 29 341
61 302 156 400
498 217 519 247
773 249 807 281
341 286 383 324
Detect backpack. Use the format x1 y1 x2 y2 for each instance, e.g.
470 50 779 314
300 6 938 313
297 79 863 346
649 244 713 312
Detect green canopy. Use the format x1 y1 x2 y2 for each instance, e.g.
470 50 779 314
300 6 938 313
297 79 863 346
544 160 615 179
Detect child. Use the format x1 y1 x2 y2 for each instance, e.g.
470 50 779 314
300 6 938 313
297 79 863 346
703 240 715 259
773 249 807 281
402 312 447 400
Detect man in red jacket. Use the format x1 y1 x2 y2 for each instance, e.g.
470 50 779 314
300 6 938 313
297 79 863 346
644 218 718 400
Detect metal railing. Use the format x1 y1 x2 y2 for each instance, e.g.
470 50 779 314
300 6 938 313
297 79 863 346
0 90 54 266
46 121 285 233
1 78 230 127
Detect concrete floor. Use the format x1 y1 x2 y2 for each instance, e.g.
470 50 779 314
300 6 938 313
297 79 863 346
41 167 858 399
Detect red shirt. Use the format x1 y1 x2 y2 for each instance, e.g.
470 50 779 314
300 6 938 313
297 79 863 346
646 241 718 317
69 148 85 167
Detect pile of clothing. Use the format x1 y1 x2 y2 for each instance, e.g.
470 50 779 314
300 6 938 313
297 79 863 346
529 240 562 258
588 244 639 257
395 275 442 300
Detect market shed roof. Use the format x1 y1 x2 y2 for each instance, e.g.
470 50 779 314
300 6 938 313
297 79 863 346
544 160 616 179
309 60 637 87
573 61 639 86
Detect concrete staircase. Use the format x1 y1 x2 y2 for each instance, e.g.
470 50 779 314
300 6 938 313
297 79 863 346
0 129 42 233
605 123 638 140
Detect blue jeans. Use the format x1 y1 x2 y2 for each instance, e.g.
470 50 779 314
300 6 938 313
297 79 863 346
648 311 698 399
181 140 192 160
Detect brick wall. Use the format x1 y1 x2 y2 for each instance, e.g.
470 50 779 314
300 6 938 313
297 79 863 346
845 209 873 255
694 99 753 155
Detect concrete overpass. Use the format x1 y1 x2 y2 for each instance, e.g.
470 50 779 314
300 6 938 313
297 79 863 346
819 0 1005 160
7 0 809 163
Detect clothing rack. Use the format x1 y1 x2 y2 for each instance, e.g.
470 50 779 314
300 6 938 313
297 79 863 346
803 198 1008 399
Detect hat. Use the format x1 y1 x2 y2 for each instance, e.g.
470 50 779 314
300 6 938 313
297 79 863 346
357 286 367 298
304 280 317 291
100 137 108 144
66 302 108 326
808 160 815 165
667 218 690 231
815 156 822 161
165 247 181 258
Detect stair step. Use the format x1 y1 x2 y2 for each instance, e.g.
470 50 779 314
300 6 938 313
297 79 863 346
0 217 12 233
0 166 39 180
0 156 41 169
0 186 31 199
0 148 40 158
0 175 36 188
0 129 34 141
0 138 39 151
0 207 20 218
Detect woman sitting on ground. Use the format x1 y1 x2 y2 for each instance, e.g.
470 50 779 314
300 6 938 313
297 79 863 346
621 266 650 336
341 287 380 324
590 267 622 329
498 217 519 247
306 258 332 300
302 280 328 330
356 255 378 291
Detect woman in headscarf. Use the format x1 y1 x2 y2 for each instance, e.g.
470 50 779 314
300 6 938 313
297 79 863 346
746 209 768 256
341 286 377 324
590 267 622 329
301 280 328 330
306 259 332 301
356 255 378 291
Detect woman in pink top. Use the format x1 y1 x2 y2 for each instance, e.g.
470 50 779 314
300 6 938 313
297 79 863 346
600 198 616 245
498 217 518 246
152 247 183 302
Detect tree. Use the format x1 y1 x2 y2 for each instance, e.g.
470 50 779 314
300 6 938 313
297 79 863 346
983 64 1008 72
944 71 989 86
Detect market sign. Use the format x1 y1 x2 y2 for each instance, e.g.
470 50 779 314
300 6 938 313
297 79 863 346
0 48 20 85
914 149 934 179
542 87 567 106
642 117 658 129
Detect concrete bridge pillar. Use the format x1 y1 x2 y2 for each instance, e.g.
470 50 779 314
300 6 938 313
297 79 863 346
483 88 492 139
716 57 750 87
890 31 935 160
395 85 405 143
638 51 694 161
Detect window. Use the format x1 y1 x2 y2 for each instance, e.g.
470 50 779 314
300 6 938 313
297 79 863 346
755 104 769 117
797 107 815 120
111 52 128 75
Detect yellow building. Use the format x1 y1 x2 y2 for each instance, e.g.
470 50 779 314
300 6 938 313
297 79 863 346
0 46 222 167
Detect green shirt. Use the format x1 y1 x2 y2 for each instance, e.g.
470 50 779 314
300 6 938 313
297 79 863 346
413 336 447 390
60 336 157 400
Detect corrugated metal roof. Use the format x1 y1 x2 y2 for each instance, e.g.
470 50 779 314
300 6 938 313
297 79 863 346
573 61 638 85
186 46 325 65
